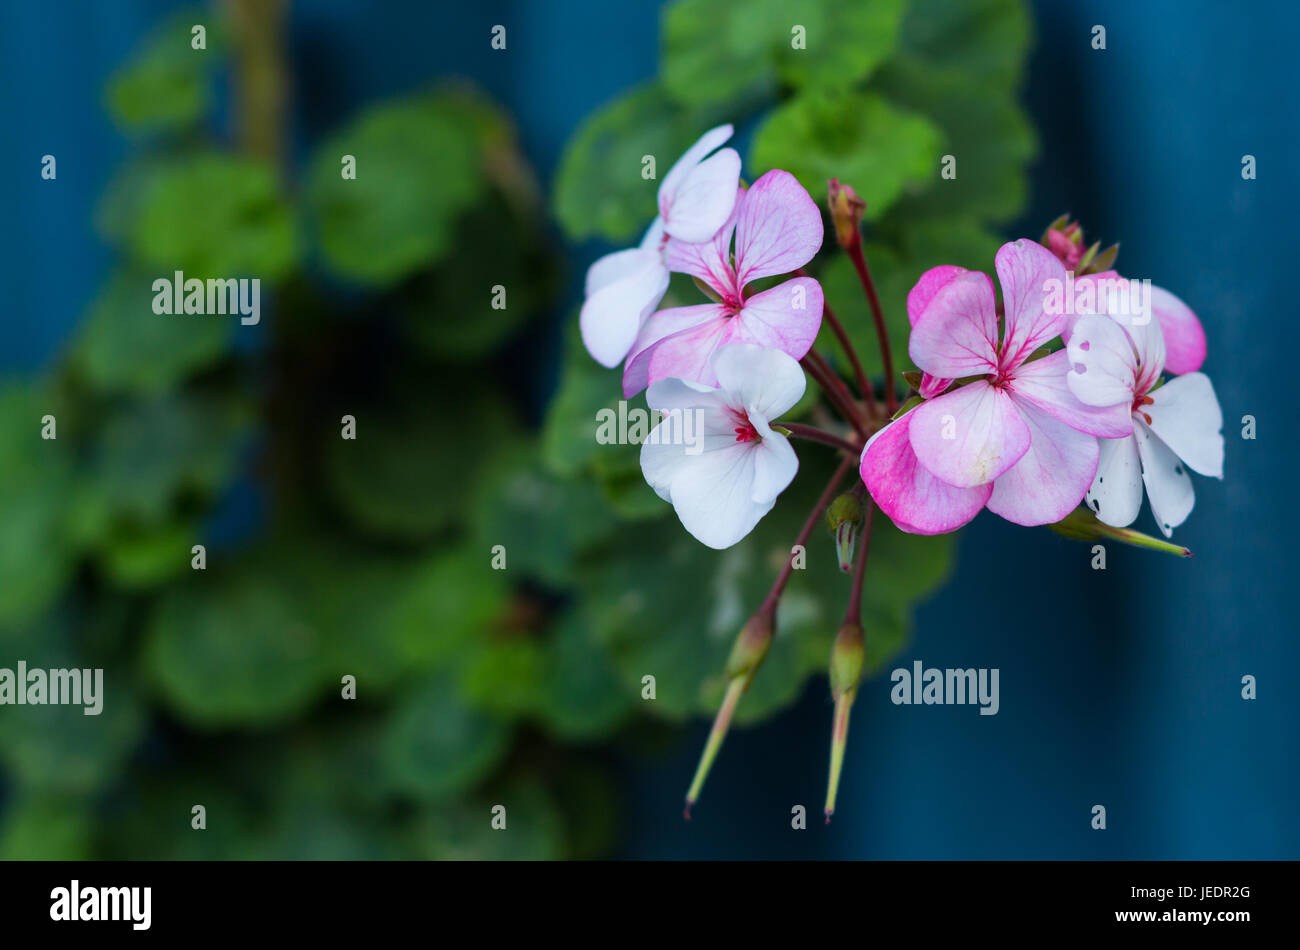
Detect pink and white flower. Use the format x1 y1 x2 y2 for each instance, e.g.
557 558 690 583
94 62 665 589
640 343 804 550
621 169 824 397
580 124 742 368
1066 291 1223 537
861 239 1132 534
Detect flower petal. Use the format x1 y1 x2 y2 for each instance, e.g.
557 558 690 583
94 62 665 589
907 271 999 378
662 191 741 297
729 277 823 362
749 430 799 505
1150 284 1207 374
1084 434 1144 528
665 444 774 549
908 381 1030 488
996 238 1069 369
641 384 734 501
1065 313 1138 409
662 149 742 243
986 399 1099 526
659 124 733 210
1144 371 1224 478
732 170 824 287
1014 349 1132 437
580 249 670 367
1059 269 1119 339
907 265 968 326
712 343 807 422
622 304 728 396
859 413 991 535
1133 421 1195 537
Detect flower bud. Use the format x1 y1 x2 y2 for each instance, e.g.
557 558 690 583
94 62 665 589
825 492 864 573
824 622 865 822
1050 506 1193 558
827 178 866 251
1042 215 1085 271
685 610 775 818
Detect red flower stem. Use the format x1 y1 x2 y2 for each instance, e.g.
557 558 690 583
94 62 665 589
844 498 876 623
796 267 876 416
801 350 870 436
780 423 860 456
846 242 897 414
760 454 854 616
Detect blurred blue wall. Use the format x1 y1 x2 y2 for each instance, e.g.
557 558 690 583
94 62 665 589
2 0 1294 858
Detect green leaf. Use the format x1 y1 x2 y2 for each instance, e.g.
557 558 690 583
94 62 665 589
0 385 77 624
306 92 487 286
380 675 511 801
401 191 556 359
0 795 92 860
142 573 330 727
874 0 1035 223
105 9 223 132
553 84 703 242
325 384 517 542
412 778 565 860
535 613 635 742
71 270 231 396
98 518 198 590
129 152 298 280
662 0 907 106
750 89 942 212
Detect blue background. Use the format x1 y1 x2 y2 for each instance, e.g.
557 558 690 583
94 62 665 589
2 0 1294 858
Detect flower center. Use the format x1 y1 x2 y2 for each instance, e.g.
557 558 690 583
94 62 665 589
1133 392 1154 425
730 409 761 443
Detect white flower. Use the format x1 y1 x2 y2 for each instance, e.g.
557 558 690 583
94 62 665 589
1066 301 1223 537
640 344 804 549
580 124 741 368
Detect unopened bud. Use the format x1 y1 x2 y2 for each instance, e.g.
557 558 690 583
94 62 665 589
826 493 864 573
685 610 775 818
827 178 866 250
1050 506 1192 558
825 622 865 822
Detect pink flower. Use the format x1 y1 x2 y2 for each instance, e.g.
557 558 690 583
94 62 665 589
861 239 1132 534
1066 292 1223 537
580 125 742 368
1063 271 1207 375
621 169 824 397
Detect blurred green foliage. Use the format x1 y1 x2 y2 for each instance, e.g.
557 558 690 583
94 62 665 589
0 0 1032 859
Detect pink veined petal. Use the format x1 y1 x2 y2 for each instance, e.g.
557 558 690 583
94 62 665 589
1065 313 1138 409
907 265 967 326
907 380 1031 488
623 313 731 396
662 148 742 243
665 443 773 549
580 250 670 368
726 277 823 362
1059 269 1119 339
859 413 991 535
712 343 807 422
732 170 824 287
622 304 729 397
1013 349 1132 438
1144 371 1224 478
1085 433 1144 529
996 238 1069 370
986 399 1100 527
907 271 999 378
658 123 734 210
1149 284 1207 374
662 189 742 298
1133 420 1194 538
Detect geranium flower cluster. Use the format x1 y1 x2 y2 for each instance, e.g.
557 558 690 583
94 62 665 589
578 129 1224 822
